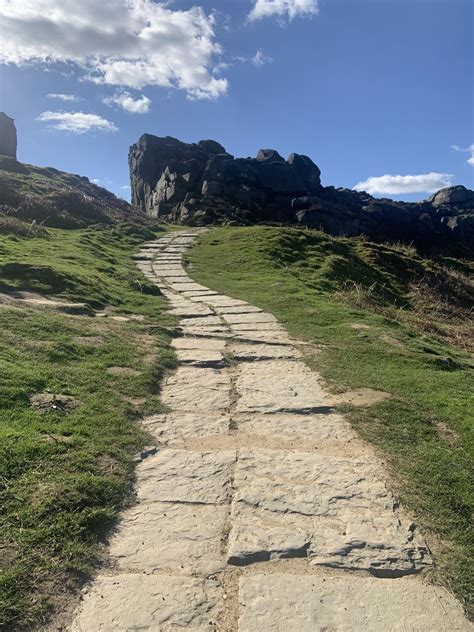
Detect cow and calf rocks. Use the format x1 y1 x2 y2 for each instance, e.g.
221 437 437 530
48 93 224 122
128 134 323 226
129 133 474 251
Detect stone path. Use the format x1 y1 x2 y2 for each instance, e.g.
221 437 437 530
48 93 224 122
70 230 471 631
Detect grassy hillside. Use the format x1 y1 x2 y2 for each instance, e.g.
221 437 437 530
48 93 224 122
0 155 134 229
0 222 175 629
188 226 473 617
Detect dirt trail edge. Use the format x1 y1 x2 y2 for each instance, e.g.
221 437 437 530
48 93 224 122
70 230 471 631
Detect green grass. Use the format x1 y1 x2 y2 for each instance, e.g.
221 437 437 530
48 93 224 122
0 223 176 629
188 226 474 617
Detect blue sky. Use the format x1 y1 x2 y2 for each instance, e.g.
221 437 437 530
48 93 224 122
0 0 472 202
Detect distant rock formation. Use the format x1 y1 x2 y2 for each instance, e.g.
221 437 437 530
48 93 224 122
129 133 474 252
0 112 17 160
129 134 322 225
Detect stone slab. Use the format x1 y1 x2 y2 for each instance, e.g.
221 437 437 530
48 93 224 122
238 575 471 632
182 325 230 336
143 412 230 442
223 312 278 324
235 412 356 443
162 366 231 411
71 574 221 631
235 359 328 413
174 282 212 292
216 305 263 314
172 337 227 351
176 348 224 366
137 448 235 504
110 501 227 575
231 342 300 361
180 316 223 327
227 449 429 574
169 305 215 317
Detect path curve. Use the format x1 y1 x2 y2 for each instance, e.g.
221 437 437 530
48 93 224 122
71 230 471 631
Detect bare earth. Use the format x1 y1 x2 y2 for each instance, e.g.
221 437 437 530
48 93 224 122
70 230 472 631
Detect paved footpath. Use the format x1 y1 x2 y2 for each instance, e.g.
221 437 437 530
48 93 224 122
71 230 471 631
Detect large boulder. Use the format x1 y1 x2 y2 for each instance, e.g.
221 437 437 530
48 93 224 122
287 153 321 191
0 112 17 160
256 148 285 163
428 185 474 209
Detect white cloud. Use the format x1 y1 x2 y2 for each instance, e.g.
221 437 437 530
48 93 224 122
47 93 80 102
0 0 227 100
37 111 118 134
216 49 272 73
91 178 101 184
354 173 454 196
249 0 319 22
120 184 131 190
451 143 474 167
104 91 151 114
252 49 273 66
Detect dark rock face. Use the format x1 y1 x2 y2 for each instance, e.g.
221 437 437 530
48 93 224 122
129 133 473 252
0 112 17 160
129 134 322 224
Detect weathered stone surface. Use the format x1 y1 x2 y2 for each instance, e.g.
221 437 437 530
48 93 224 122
136 449 234 504
227 449 429 574
216 305 263 314
162 366 231 411
429 184 474 208
172 337 227 351
235 359 328 413
179 315 223 327
110 501 227 574
239 575 472 631
230 342 300 361
233 330 293 344
172 282 211 292
71 574 222 631
169 305 214 317
235 411 356 443
175 347 224 365
222 312 277 324
143 412 230 441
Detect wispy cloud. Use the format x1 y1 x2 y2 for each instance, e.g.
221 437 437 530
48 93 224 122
249 0 319 22
37 111 118 134
1 0 227 100
47 93 81 102
451 143 474 167
104 91 151 114
354 173 453 196
120 185 131 190
251 49 272 66
214 49 272 74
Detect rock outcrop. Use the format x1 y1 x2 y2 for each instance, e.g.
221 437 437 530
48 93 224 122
129 134 474 252
0 112 17 160
129 134 322 225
